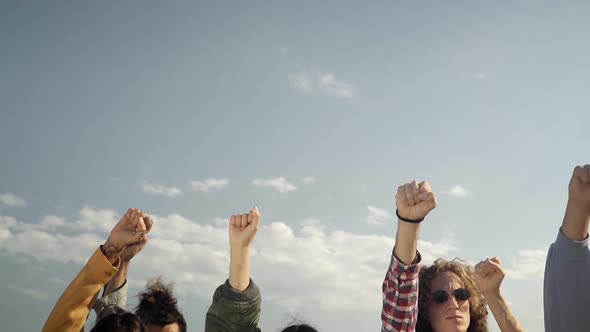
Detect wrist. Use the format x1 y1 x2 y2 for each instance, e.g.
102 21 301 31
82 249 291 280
102 238 123 264
481 288 502 300
230 243 251 251
396 209 425 223
567 199 590 217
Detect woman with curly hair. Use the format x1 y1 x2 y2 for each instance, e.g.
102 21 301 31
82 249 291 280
415 258 488 332
381 180 524 332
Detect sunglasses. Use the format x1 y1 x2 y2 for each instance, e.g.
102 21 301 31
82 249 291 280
431 288 471 304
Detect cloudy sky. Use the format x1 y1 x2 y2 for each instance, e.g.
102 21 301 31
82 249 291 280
1 2 589 331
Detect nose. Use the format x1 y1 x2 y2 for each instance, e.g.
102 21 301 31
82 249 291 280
447 294 461 309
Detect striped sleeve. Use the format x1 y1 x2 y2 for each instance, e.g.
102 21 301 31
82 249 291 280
381 249 421 332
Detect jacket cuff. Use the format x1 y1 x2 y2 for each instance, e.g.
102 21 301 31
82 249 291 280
85 247 120 284
219 278 261 303
555 227 590 261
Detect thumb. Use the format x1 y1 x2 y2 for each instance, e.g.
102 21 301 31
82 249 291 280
490 257 501 265
246 209 260 232
487 257 504 273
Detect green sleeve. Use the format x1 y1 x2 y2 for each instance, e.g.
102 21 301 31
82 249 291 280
205 279 262 332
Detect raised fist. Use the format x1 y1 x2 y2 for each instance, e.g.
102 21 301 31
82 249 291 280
474 257 505 296
396 180 437 220
229 207 260 249
103 208 153 262
119 238 148 263
569 165 590 214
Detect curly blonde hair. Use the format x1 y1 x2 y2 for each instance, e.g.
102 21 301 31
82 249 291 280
416 258 488 332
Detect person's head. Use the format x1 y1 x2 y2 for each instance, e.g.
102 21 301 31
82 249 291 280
416 259 488 332
280 323 319 332
135 277 187 332
91 308 146 332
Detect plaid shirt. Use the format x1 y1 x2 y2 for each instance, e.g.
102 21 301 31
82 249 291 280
381 249 421 332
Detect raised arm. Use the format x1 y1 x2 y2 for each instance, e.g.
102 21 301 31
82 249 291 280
42 208 153 332
561 165 590 241
228 207 260 292
382 180 437 332
93 236 148 321
544 164 590 332
474 257 524 332
205 207 262 332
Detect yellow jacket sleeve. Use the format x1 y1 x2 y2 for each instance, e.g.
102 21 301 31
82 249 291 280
42 247 119 332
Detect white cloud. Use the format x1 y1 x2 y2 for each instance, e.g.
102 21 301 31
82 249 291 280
367 206 390 226
316 72 356 99
0 193 26 207
252 177 296 193
301 177 316 185
140 180 182 197
289 70 356 99
504 249 547 280
0 216 17 228
189 178 230 192
39 215 66 231
66 206 118 233
289 73 313 94
6 285 49 300
0 228 12 241
442 185 470 198
213 217 228 227
279 47 288 54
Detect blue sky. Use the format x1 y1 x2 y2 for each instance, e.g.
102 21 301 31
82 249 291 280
1 1 589 331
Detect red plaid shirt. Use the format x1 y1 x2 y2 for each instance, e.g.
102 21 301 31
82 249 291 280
381 249 421 332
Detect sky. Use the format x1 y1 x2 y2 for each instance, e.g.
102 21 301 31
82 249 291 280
1 1 589 331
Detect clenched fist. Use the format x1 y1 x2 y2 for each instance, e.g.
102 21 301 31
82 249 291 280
102 208 153 263
474 257 505 297
569 165 590 214
229 207 260 249
396 180 437 221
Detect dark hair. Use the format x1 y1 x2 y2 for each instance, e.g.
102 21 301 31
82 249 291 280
280 323 319 332
91 309 146 332
416 258 488 332
135 277 187 332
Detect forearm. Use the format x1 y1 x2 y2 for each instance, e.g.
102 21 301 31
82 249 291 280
484 290 525 332
229 246 250 292
561 200 590 241
104 261 129 296
43 248 118 332
394 221 420 264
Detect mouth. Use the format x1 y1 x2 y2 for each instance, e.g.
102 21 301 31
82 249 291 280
445 315 462 321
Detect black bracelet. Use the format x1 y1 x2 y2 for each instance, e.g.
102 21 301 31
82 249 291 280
396 209 424 224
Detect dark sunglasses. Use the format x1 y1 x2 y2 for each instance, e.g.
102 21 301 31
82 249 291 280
431 288 471 304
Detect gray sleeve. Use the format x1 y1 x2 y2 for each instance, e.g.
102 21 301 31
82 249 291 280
543 228 590 332
93 279 128 321
205 279 261 332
